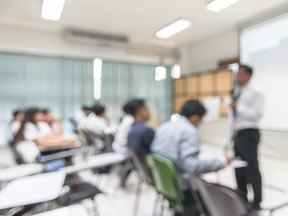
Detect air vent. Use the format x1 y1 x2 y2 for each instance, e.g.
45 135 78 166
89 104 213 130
63 28 129 47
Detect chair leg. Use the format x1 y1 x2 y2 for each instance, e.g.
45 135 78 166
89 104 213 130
133 180 143 216
92 197 100 216
153 193 161 216
160 196 166 216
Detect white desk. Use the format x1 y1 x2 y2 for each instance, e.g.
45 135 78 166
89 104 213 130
33 204 88 216
0 164 44 182
63 152 127 174
0 153 126 182
0 172 65 210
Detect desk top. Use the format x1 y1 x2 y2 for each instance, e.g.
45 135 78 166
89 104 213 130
63 152 127 174
0 164 44 182
32 204 87 216
0 171 65 210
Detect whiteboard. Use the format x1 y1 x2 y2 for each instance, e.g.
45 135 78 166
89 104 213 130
241 13 288 130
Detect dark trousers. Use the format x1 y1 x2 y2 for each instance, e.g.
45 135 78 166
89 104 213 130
234 128 262 206
119 160 134 188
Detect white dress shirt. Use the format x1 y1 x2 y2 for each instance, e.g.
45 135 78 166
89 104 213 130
79 113 111 135
112 115 134 154
24 122 51 141
233 84 264 131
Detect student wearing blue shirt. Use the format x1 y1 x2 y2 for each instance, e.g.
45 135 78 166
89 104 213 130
152 100 231 216
127 99 155 157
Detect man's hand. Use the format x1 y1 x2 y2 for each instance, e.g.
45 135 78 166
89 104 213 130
224 152 234 166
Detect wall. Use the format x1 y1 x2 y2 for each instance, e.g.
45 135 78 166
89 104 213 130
0 24 174 65
180 30 239 74
200 119 288 161
0 53 94 146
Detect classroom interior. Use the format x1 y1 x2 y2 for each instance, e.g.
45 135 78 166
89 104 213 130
0 0 288 216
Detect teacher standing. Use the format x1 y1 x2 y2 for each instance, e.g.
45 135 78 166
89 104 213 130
231 65 264 210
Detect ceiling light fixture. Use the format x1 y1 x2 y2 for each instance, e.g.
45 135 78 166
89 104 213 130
93 58 103 100
207 0 240 13
41 0 66 21
156 19 191 39
155 66 167 81
171 64 182 79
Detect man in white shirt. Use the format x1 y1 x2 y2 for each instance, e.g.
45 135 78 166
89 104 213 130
79 103 111 136
231 65 264 210
113 101 134 155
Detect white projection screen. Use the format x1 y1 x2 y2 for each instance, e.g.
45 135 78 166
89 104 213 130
241 13 288 131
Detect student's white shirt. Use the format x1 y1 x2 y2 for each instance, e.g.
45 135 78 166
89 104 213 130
113 115 134 154
38 122 52 135
24 122 51 141
232 84 264 131
74 110 87 127
79 113 110 136
11 121 21 135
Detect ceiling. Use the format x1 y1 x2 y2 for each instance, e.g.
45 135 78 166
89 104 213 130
0 0 287 51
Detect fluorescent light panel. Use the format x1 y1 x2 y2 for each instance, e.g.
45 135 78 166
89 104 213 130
93 58 103 100
155 66 167 81
156 19 191 39
207 0 240 12
41 0 66 21
171 64 182 79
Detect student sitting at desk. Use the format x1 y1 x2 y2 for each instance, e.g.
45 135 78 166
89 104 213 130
152 100 231 216
79 103 113 136
113 100 135 155
41 108 64 135
113 100 135 188
127 99 155 158
10 109 24 136
13 107 78 152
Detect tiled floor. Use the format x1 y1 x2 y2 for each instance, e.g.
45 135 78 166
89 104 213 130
0 145 288 216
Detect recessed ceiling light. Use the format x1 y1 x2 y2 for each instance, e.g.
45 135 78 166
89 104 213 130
156 19 191 39
207 0 240 13
41 0 66 21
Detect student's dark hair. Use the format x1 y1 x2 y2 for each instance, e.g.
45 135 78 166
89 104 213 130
40 108 50 115
12 107 40 145
82 105 91 111
180 100 207 118
91 103 106 116
128 99 146 117
122 100 135 115
239 64 253 76
12 109 23 119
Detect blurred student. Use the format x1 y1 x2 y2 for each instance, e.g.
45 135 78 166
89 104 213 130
41 108 64 135
152 100 231 216
10 109 24 135
231 65 264 210
79 103 112 136
13 107 77 152
72 106 92 129
127 99 155 157
113 101 135 155
113 100 135 188
153 100 230 176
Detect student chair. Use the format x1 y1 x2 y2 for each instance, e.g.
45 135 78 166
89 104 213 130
146 154 184 216
130 153 153 216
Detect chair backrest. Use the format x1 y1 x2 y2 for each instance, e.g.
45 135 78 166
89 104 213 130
190 177 249 216
146 154 184 210
131 153 152 184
